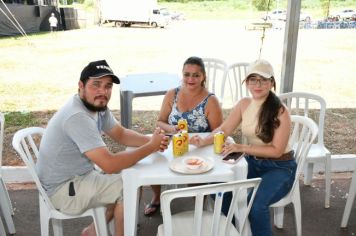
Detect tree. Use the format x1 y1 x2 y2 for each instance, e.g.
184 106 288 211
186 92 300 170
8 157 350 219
321 0 331 18
252 0 272 11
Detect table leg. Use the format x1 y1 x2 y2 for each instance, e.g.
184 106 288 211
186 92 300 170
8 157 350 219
341 168 356 227
120 91 134 129
123 171 140 236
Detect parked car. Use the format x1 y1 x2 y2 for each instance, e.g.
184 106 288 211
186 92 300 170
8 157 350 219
262 9 286 21
170 11 186 21
332 9 356 20
263 9 311 22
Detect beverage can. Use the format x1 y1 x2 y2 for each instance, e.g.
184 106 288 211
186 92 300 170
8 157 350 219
180 130 189 153
173 133 185 157
178 118 188 131
214 131 225 154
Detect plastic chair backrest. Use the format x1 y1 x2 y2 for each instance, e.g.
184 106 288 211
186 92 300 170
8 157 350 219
269 115 318 236
0 113 4 169
0 115 4 234
202 58 228 103
288 115 319 192
279 92 326 145
12 127 109 236
222 62 250 106
160 178 261 236
11 127 55 209
0 112 16 234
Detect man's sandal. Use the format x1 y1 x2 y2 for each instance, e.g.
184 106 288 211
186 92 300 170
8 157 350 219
144 202 160 216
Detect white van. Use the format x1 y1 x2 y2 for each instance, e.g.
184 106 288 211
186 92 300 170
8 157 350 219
100 0 170 28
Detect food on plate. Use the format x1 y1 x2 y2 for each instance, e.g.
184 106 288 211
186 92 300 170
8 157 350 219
184 157 204 170
186 158 203 165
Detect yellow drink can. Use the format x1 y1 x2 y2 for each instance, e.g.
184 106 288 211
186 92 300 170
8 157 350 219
180 130 189 153
214 131 225 154
178 118 188 131
173 133 185 157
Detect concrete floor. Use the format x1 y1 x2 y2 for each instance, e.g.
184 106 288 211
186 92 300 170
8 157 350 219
2 175 356 236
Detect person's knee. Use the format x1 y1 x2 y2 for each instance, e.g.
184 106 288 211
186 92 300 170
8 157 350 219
250 201 267 221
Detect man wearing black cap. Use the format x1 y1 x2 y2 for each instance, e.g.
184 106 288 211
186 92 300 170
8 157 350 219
36 60 168 236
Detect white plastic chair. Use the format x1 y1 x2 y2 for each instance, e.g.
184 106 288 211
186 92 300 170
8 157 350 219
222 62 250 106
279 92 331 208
341 161 356 228
12 127 109 236
222 62 250 144
157 178 261 236
0 112 16 235
0 217 6 236
270 115 319 236
202 58 228 105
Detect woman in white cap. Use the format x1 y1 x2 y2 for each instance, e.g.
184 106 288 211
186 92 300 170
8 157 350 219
190 59 296 236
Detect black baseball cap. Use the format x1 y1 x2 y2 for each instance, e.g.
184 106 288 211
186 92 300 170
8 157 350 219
80 60 120 84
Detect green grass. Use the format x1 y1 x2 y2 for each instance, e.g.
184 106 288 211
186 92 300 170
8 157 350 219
160 1 260 19
1 0 356 112
158 0 356 19
4 112 38 128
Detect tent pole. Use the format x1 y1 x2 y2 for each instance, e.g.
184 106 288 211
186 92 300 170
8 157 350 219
280 0 301 93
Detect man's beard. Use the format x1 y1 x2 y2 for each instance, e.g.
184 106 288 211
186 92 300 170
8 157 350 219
80 97 108 112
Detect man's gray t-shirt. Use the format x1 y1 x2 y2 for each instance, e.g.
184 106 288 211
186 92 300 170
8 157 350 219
36 94 118 196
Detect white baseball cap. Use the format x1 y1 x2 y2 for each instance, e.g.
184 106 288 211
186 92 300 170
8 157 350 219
245 59 275 79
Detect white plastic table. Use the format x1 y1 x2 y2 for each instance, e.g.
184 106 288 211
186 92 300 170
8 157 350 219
119 73 181 128
121 133 248 236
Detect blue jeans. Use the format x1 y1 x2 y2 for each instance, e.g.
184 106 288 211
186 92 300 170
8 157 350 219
246 156 297 236
219 156 296 235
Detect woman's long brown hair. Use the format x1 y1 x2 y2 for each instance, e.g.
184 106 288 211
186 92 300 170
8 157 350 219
255 78 285 143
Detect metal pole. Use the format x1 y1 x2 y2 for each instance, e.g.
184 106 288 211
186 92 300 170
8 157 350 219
280 0 301 93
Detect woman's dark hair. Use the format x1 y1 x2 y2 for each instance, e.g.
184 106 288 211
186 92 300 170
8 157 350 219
255 77 285 143
183 56 206 87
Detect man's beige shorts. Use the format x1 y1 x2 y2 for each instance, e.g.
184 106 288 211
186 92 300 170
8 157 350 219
50 170 123 215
